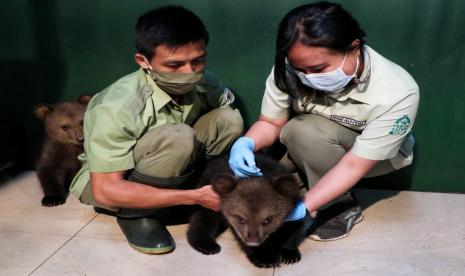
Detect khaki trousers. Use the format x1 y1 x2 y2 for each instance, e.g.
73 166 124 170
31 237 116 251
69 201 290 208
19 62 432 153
279 114 395 189
81 107 243 214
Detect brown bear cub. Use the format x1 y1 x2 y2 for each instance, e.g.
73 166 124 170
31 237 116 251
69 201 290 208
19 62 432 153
34 94 92 207
187 154 310 268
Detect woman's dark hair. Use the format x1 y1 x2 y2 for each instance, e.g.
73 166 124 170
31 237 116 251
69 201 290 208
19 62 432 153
135 6 209 60
274 1 366 92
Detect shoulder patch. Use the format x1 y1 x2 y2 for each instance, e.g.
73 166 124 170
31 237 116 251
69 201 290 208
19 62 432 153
220 87 235 106
389 115 411 135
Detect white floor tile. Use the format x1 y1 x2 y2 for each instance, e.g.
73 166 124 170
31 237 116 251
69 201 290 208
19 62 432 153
31 236 272 276
76 214 125 240
274 190 465 276
0 232 70 276
0 171 95 236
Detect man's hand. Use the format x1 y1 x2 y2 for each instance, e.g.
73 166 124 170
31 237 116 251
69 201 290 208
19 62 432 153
195 185 220 212
228 137 263 178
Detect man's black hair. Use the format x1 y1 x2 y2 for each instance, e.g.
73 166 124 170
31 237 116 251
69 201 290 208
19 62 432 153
274 1 366 92
135 5 209 60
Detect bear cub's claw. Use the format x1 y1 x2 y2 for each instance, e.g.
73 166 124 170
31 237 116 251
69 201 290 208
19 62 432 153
279 248 301 265
41 195 66 207
249 253 282 269
190 240 221 255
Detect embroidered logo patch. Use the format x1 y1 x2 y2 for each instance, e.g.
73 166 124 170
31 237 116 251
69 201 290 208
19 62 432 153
220 87 235 105
330 115 366 127
389 115 411 135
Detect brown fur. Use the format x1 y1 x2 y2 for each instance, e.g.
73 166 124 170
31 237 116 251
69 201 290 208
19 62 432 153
187 154 309 268
35 94 92 207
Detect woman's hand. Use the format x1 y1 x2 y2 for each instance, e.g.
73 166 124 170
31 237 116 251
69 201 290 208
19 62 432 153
228 137 263 178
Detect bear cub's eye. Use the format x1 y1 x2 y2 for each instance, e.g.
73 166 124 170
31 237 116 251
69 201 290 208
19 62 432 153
262 217 272 226
236 216 246 225
61 125 70 131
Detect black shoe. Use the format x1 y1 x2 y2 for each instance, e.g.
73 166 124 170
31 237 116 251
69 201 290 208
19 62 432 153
117 217 175 254
94 206 118 216
308 192 363 241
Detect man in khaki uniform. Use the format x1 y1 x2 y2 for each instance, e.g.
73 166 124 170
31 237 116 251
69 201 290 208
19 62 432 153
229 2 419 241
70 6 243 254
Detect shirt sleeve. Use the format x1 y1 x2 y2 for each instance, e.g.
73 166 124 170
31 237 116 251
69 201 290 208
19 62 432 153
200 71 236 108
352 91 420 160
260 68 291 118
84 104 140 173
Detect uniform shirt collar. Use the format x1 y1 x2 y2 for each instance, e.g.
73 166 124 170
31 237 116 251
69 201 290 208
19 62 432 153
140 68 176 112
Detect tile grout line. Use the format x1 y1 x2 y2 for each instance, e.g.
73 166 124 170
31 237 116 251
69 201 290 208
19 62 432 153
27 213 99 276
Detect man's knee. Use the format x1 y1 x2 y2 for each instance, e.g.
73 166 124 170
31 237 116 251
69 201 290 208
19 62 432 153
207 107 244 136
134 123 195 167
156 123 195 154
193 107 243 156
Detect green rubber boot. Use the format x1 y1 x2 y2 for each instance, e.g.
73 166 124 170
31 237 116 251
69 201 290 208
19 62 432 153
114 169 195 254
117 217 175 254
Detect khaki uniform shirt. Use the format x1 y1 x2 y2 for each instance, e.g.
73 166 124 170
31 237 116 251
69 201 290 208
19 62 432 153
261 46 420 170
70 68 235 198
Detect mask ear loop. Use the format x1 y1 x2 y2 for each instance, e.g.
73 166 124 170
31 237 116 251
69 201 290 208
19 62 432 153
341 50 360 81
353 55 360 83
142 56 154 71
340 52 349 69
284 57 296 74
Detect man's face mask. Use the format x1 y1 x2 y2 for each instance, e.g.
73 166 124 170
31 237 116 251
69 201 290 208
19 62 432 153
144 57 204 96
290 52 359 93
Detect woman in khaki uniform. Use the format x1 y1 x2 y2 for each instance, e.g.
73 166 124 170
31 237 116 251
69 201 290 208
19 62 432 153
229 2 419 241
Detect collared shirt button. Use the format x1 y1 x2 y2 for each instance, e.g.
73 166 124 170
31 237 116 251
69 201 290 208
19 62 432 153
142 85 152 93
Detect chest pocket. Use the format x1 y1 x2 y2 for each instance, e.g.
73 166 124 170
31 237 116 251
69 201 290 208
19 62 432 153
286 71 370 130
184 92 209 126
294 94 369 130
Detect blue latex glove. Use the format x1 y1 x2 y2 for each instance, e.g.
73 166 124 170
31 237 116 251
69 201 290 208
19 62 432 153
284 200 307 222
229 137 263 178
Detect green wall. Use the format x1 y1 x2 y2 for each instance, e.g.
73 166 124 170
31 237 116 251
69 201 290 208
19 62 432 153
1 0 464 192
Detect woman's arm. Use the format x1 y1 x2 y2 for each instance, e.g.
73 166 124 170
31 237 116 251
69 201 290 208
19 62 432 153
304 150 378 212
245 114 288 151
228 114 288 177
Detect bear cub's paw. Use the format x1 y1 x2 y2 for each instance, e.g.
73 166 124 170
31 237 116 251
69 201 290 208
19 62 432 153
248 252 282 268
41 195 66 207
279 248 301 265
189 239 221 255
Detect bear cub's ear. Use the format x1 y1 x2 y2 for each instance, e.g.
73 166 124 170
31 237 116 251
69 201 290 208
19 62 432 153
78 94 93 105
271 174 301 199
212 174 237 196
34 104 53 121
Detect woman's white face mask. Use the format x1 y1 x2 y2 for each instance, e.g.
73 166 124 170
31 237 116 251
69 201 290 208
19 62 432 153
291 52 359 93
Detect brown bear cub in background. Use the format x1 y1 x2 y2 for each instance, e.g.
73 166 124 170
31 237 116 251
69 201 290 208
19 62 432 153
34 94 92 207
188 154 310 268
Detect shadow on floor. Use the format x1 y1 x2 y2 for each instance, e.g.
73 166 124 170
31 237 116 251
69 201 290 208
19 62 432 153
353 189 400 211
355 163 415 210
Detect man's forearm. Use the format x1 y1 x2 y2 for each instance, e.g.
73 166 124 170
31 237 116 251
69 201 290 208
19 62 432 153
90 174 198 209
